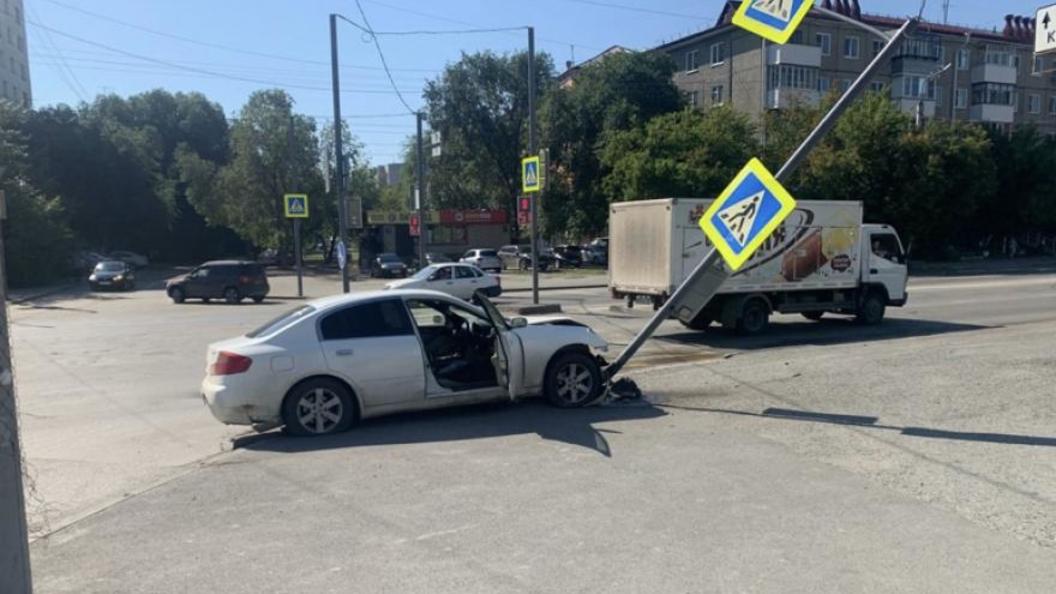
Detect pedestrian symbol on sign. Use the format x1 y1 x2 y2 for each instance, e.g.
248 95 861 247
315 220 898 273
521 156 542 193
732 0 814 45
284 193 309 218
717 191 763 247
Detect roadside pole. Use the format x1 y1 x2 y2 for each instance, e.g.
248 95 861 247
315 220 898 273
294 219 303 297
527 26 540 305
0 187 34 593
416 112 427 268
604 16 919 382
329 14 351 293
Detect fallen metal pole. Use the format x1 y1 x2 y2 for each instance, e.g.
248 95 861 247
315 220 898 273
603 17 918 383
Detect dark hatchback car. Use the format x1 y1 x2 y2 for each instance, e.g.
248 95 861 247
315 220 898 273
88 260 136 291
552 245 584 269
166 261 269 304
371 253 408 278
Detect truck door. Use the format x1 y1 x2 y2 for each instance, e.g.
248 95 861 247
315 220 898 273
863 230 908 304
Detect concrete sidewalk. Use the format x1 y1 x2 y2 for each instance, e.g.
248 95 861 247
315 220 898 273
29 400 1056 594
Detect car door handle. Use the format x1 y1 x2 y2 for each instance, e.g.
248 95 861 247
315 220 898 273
870 268 879 274
335 349 354 357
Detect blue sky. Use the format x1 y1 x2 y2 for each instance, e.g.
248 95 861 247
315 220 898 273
27 0 1043 165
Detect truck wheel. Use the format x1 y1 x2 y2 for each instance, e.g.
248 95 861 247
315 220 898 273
679 314 712 331
802 311 825 321
738 299 770 335
856 293 886 325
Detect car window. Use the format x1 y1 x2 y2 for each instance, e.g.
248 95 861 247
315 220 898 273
871 234 902 262
319 299 413 341
246 305 315 338
412 265 440 280
471 267 484 278
193 267 211 278
455 266 476 279
430 267 453 281
407 299 491 331
462 250 476 258
479 250 498 257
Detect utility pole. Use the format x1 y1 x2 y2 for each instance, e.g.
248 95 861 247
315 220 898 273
287 110 303 298
527 26 540 305
329 14 351 293
416 112 427 268
0 180 34 593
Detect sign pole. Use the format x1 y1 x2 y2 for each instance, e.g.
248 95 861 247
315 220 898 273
294 219 303 298
604 16 918 383
527 26 540 305
330 14 351 294
416 111 427 269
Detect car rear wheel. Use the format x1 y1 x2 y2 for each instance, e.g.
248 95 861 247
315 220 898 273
544 351 603 409
252 296 265 304
224 287 242 304
738 299 770 335
856 293 886 325
169 286 185 304
282 378 356 436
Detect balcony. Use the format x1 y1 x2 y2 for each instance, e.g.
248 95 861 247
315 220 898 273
972 63 1017 85
767 44 822 68
768 88 821 110
895 98 936 118
969 104 1014 123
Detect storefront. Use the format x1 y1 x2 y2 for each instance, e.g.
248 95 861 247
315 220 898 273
366 209 512 261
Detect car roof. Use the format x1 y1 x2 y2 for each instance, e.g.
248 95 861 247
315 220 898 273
202 260 256 266
97 260 126 266
307 289 473 312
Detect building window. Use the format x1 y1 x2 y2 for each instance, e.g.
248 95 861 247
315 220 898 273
838 79 851 92
790 30 805 45
1029 94 1041 114
710 43 726 66
685 50 699 72
767 65 818 91
843 36 860 59
711 85 724 105
957 48 970 70
869 81 885 93
972 82 1015 106
872 40 883 57
816 33 831 56
1033 56 1044 76
686 90 699 107
1012 54 1020 69
818 76 831 93
985 47 1012 67
955 88 968 109
1050 96 1056 115
902 76 936 100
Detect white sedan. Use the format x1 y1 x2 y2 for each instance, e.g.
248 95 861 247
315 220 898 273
201 290 609 436
385 263 500 300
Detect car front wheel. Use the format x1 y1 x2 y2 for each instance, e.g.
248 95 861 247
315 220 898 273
169 286 186 303
282 378 356 436
544 351 603 409
224 287 242 304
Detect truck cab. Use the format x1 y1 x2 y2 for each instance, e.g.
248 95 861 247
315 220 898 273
862 224 908 307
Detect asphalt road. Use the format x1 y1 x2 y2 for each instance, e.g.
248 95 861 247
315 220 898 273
14 262 1056 592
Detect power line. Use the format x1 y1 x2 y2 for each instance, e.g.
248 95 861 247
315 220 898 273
348 3 417 115
561 0 710 21
26 1 88 100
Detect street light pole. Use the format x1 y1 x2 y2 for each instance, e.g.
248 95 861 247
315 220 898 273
416 111 427 267
330 13 351 293
527 26 539 305
0 171 34 593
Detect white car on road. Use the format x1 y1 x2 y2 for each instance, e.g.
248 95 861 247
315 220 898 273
385 263 500 300
201 290 609 436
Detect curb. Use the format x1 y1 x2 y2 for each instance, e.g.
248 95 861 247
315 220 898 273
503 283 607 294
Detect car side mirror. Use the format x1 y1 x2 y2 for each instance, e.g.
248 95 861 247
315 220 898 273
510 317 528 329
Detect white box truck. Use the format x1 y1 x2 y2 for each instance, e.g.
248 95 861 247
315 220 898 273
608 198 908 334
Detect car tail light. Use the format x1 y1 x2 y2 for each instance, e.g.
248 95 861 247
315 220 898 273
239 275 253 284
210 351 252 375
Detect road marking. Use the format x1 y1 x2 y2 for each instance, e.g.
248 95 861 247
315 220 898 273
910 276 1056 292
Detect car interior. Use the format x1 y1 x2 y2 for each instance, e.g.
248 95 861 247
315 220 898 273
406 299 500 391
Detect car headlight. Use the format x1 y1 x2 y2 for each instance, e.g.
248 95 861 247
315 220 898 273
89 274 97 281
114 275 124 281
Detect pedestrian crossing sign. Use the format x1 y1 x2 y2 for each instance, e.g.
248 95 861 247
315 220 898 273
522 156 541 193
284 193 309 218
733 0 815 45
699 158 797 271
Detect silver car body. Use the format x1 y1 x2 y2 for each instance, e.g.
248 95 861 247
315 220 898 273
459 249 502 272
384 263 500 300
201 290 608 426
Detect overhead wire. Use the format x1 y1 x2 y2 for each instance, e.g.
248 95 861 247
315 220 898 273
25 1 88 101
561 0 711 21
347 2 417 115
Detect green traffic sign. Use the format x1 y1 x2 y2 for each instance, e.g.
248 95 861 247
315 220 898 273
284 193 309 218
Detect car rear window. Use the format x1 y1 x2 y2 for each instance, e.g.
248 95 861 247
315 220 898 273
479 250 498 257
246 305 316 338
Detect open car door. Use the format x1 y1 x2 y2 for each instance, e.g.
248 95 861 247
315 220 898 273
474 291 523 400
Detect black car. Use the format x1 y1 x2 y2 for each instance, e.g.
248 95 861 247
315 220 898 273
497 245 554 271
88 261 136 291
166 261 269 304
552 245 584 269
371 253 408 278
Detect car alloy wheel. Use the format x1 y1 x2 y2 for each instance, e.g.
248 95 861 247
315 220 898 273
296 388 344 434
224 287 241 304
556 363 593 404
545 352 602 409
283 378 356 436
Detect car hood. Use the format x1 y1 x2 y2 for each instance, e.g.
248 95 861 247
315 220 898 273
385 278 417 290
91 271 126 279
522 315 587 327
166 274 190 285
379 261 406 268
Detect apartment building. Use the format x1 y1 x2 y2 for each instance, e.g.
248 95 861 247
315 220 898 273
0 0 30 107
657 0 1056 135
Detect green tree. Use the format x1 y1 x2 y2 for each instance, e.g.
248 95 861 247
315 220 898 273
181 90 324 252
541 51 685 238
599 106 759 201
422 50 554 221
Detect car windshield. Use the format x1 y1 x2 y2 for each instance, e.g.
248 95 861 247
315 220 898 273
378 254 401 263
95 262 124 272
245 305 315 338
478 250 498 257
412 265 441 280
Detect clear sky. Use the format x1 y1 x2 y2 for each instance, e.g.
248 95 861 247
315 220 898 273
26 0 1044 165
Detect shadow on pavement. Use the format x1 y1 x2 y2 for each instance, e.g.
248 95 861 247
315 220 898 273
662 403 1056 448
661 317 990 351
235 399 666 457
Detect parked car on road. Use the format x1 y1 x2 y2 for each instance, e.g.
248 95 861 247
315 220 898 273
426 252 452 264
582 238 608 266
201 290 609 436
370 253 408 278
498 244 553 271
552 245 584 269
459 248 502 273
166 261 270 304
108 250 150 268
73 250 107 272
385 263 501 300
88 261 136 291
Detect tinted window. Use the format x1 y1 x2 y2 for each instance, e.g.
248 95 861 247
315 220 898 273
247 305 315 338
378 254 401 263
320 300 412 340
462 251 475 258
455 266 476 279
430 267 453 280
479 250 498 257
95 262 125 272
241 264 266 277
